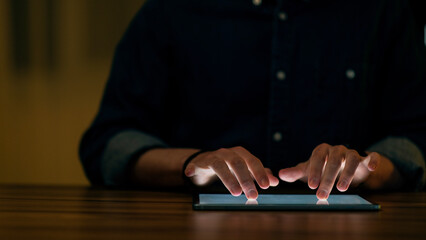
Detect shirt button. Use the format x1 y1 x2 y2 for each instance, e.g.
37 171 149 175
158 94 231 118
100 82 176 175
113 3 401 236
273 132 282 142
346 69 356 79
276 71 286 81
278 12 287 21
252 0 262 6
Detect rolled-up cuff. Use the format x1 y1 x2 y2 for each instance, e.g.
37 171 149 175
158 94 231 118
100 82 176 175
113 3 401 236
367 136 426 191
101 130 168 186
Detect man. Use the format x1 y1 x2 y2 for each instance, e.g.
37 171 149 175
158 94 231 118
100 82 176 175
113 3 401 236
80 0 426 199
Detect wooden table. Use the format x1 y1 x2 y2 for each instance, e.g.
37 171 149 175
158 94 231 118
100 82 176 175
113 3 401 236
0 185 426 240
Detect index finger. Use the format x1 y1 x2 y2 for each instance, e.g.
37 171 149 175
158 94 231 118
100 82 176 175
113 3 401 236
308 143 330 189
216 148 258 199
231 146 270 189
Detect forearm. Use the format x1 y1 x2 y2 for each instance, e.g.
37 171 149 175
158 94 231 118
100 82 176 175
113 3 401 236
131 148 200 187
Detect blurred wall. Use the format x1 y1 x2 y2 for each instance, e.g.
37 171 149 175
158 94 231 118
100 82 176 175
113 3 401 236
0 0 145 185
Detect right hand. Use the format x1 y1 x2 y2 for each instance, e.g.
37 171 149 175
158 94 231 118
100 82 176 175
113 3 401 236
184 146 279 199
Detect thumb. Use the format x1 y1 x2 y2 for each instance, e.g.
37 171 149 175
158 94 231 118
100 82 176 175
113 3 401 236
362 152 380 172
184 163 196 177
279 162 307 183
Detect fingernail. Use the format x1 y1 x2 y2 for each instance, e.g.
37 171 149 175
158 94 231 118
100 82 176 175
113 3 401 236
230 183 241 194
261 178 269 187
339 181 348 190
184 169 193 177
369 163 377 170
247 190 258 199
231 191 242 197
309 178 319 188
231 188 242 196
318 190 328 199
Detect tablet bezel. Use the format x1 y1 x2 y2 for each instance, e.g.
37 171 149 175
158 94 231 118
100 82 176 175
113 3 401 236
193 193 380 211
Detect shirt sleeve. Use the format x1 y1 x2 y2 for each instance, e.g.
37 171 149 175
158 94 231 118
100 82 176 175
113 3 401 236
367 137 426 190
101 130 168 186
79 0 172 186
371 0 426 190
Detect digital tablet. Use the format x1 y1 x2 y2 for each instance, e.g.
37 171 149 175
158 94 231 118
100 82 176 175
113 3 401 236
193 194 380 211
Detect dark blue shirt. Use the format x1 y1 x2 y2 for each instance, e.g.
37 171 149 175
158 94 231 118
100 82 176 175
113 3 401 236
80 0 426 189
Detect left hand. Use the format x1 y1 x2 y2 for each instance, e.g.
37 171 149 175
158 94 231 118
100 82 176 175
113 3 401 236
278 143 403 199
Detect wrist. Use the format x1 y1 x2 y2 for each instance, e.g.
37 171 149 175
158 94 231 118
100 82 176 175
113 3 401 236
181 150 210 178
131 148 199 186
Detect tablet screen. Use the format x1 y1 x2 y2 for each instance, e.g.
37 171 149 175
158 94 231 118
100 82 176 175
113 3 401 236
193 194 380 211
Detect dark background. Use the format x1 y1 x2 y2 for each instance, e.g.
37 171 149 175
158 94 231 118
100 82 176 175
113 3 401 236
409 0 426 46
0 0 424 185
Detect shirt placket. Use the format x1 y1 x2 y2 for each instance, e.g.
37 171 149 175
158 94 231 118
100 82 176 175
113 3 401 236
267 0 294 170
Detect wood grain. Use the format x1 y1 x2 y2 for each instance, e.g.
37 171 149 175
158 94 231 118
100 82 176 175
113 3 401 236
0 185 425 240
